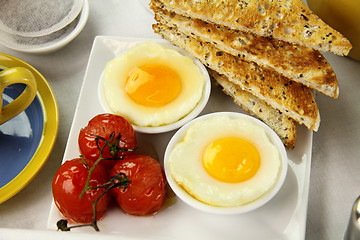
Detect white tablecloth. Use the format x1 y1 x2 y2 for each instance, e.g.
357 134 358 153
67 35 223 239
0 1 359 239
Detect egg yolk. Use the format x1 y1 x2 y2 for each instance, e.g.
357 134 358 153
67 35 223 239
202 137 261 183
125 63 182 107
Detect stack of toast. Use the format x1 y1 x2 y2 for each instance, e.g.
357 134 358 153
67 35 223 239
150 0 352 149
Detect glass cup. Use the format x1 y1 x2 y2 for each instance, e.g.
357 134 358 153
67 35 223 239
0 65 37 124
344 196 360 240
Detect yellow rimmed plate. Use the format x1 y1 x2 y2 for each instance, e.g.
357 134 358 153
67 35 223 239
0 53 59 204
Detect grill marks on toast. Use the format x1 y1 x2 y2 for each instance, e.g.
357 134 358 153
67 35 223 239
153 6 339 98
153 23 320 131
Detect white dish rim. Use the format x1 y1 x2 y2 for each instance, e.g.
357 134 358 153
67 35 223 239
47 36 314 239
164 111 288 215
98 40 211 134
0 0 89 54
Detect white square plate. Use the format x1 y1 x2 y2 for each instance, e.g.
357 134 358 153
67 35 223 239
47 36 313 240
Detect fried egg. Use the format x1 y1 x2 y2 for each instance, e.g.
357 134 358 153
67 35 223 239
100 41 206 127
167 114 282 207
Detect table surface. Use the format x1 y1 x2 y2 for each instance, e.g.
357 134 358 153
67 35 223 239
0 1 359 240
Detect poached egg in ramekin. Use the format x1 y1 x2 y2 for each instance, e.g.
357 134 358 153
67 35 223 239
99 41 210 134
164 112 288 214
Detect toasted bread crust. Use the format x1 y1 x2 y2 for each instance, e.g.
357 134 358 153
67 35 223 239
209 69 296 149
152 0 351 56
152 5 339 98
153 23 320 131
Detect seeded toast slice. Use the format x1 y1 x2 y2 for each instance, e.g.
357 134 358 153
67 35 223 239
152 5 339 98
209 69 297 149
153 23 320 131
152 0 351 56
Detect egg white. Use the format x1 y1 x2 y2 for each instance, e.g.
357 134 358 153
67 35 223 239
168 115 282 207
101 41 205 127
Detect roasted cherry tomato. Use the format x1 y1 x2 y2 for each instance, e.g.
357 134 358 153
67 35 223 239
78 113 137 169
52 158 111 223
110 155 166 216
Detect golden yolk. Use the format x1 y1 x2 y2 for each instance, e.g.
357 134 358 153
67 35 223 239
125 63 182 107
202 137 261 183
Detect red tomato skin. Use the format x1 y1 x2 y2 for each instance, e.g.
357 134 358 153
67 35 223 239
78 113 137 169
110 155 166 216
52 158 111 223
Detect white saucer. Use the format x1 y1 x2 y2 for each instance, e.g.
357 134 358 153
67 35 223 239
0 0 89 54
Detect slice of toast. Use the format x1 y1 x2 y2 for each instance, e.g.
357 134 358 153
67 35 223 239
152 5 339 98
209 69 297 150
153 22 321 131
152 0 351 56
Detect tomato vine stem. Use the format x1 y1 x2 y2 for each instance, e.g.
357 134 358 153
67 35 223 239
57 171 130 231
57 132 133 232
79 132 134 199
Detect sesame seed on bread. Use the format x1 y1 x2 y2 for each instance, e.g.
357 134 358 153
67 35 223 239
152 0 351 56
152 5 339 98
209 69 297 150
153 22 320 131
